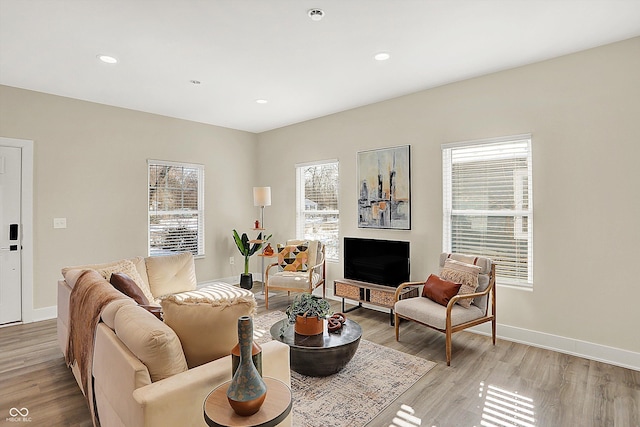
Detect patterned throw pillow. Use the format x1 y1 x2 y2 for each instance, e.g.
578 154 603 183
94 260 156 305
277 242 309 272
440 258 481 308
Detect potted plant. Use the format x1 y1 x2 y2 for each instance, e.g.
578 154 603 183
232 229 271 289
284 293 332 336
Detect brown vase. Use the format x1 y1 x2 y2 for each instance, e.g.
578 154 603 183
263 243 274 256
227 316 267 416
294 315 324 336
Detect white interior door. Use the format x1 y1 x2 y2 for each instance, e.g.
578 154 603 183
0 145 22 324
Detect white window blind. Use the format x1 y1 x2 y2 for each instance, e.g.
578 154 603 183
442 135 533 287
296 160 340 261
148 160 204 257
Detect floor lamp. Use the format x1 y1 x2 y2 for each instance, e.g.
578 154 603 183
253 187 272 298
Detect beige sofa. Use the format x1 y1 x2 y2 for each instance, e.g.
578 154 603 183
57 253 291 427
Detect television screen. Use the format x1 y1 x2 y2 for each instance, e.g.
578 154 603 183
343 237 410 287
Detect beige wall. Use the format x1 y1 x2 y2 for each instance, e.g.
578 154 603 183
1 37 639 359
257 37 640 354
0 85 259 309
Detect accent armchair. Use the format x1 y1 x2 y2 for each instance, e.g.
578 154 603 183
394 252 496 366
264 240 326 309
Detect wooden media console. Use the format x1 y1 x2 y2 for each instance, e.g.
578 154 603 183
333 278 418 325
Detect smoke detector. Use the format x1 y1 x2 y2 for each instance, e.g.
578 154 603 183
308 9 325 21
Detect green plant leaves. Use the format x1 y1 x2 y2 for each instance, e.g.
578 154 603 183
285 293 332 323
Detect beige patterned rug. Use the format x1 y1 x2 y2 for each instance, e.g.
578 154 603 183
253 311 436 427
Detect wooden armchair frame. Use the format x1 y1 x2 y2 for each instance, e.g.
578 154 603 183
264 244 326 309
394 263 496 365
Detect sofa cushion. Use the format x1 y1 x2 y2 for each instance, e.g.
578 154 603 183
395 295 484 330
277 242 309 272
62 259 155 305
114 304 188 382
160 283 257 368
422 274 462 306
145 252 197 298
101 299 136 330
440 258 481 308
110 273 149 305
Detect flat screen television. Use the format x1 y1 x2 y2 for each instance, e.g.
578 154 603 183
343 237 410 288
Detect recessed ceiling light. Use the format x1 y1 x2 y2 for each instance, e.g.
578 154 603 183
256 99 268 104
374 52 390 61
97 54 118 64
308 9 324 21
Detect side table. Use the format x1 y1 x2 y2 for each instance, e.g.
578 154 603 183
203 377 292 427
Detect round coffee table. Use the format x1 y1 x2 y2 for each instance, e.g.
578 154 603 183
270 318 362 377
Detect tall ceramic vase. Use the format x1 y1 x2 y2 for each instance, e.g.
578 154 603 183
227 316 267 416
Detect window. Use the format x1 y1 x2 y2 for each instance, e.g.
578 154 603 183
442 135 533 287
148 160 204 257
296 160 339 261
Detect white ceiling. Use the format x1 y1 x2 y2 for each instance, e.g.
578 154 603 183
1 1 640 133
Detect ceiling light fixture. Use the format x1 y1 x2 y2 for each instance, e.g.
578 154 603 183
308 9 324 21
256 99 268 104
374 52 391 61
97 54 118 64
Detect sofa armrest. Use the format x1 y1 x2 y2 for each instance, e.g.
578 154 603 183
93 323 152 427
132 340 291 427
57 279 71 356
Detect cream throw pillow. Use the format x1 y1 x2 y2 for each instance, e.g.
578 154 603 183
145 252 197 298
114 304 188 382
161 283 256 368
440 258 481 308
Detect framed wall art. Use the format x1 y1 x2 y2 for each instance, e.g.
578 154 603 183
357 145 411 230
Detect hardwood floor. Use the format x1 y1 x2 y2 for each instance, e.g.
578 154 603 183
1 293 638 427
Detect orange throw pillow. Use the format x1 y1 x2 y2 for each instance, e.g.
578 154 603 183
422 274 462 306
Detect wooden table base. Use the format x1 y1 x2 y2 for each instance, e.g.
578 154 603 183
203 377 292 427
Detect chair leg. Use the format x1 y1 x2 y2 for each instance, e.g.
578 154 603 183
492 316 496 346
394 313 400 341
265 286 269 309
446 328 452 366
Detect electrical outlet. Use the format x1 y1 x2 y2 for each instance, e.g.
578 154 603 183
229 257 234 265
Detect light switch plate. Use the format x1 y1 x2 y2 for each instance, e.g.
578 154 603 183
53 218 67 229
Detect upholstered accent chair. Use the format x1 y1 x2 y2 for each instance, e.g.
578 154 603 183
264 239 326 309
394 252 496 366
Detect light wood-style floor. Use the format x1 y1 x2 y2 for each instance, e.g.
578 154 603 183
1 292 638 427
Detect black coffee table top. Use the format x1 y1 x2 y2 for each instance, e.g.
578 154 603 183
270 318 362 349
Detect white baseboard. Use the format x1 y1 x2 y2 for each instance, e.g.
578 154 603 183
467 323 640 372
32 305 57 322
336 298 640 371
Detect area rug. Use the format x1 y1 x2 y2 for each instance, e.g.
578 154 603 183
252 311 436 427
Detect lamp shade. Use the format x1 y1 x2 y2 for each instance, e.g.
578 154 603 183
253 187 271 207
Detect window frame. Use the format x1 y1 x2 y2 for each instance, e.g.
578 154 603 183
147 159 205 258
442 134 533 287
295 159 340 262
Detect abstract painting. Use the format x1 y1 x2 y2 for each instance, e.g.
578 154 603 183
357 145 410 229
